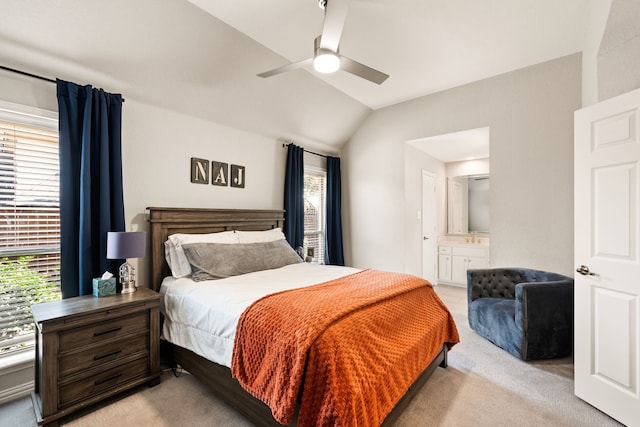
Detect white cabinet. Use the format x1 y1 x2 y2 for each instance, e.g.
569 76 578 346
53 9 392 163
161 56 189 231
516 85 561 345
438 244 489 287
437 246 452 282
451 255 468 284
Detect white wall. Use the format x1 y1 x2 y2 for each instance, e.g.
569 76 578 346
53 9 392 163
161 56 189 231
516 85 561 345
343 54 582 277
403 146 445 276
597 0 640 101
582 0 613 106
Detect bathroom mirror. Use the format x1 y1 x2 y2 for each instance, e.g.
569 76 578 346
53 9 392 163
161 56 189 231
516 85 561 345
447 174 489 235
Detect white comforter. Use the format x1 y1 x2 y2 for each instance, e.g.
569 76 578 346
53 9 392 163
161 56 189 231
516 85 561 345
160 262 361 367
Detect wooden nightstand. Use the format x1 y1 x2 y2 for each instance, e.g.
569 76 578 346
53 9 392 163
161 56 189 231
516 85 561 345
30 287 162 427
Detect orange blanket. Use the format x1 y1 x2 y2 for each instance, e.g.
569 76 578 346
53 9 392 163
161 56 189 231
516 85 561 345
231 269 459 426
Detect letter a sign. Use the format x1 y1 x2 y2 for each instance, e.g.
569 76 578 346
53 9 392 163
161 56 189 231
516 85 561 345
211 161 228 187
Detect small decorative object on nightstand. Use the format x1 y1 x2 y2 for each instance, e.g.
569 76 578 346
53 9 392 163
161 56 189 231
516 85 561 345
305 247 315 263
92 272 116 297
106 231 145 293
30 287 161 427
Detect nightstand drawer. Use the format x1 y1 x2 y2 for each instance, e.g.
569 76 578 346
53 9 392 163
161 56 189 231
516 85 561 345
58 333 149 378
59 356 149 407
59 311 148 351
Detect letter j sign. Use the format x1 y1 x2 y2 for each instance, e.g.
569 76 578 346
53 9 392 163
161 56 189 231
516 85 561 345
231 164 245 188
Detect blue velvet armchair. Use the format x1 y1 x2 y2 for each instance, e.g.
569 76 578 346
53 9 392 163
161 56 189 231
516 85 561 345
467 268 574 361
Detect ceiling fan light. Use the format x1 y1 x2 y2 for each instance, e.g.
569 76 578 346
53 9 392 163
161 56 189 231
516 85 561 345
313 51 340 73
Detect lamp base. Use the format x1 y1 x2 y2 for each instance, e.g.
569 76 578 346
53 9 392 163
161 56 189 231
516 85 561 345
119 262 137 294
121 281 137 294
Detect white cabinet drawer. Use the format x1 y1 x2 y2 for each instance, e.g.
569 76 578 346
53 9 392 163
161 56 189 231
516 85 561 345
452 246 487 257
438 246 452 255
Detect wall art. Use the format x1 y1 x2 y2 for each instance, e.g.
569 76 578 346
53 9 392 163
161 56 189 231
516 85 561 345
230 164 245 188
191 158 246 189
211 161 229 186
190 157 209 184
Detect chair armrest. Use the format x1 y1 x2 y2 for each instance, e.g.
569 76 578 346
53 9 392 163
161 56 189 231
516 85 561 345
515 280 574 325
515 280 574 358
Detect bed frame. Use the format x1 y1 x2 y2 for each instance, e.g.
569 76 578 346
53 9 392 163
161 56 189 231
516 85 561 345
147 206 448 426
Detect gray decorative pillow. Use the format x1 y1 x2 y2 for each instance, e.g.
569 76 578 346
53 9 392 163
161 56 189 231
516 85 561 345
182 240 303 281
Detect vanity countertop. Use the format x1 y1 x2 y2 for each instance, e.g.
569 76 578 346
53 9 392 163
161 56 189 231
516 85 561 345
439 237 490 246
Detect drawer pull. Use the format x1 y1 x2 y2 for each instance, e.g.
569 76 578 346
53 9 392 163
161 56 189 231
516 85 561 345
93 350 122 361
94 372 122 385
93 327 122 337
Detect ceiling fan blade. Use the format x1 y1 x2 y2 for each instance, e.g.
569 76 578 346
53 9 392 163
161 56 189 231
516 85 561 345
340 56 389 85
319 0 352 52
257 58 313 78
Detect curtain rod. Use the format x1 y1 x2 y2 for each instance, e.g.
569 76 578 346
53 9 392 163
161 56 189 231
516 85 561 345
282 143 328 159
0 65 56 84
0 64 125 101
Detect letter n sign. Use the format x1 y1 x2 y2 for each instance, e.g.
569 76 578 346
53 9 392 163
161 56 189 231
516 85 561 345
190 158 209 184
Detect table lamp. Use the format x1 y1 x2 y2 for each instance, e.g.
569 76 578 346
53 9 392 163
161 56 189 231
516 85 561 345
106 231 146 294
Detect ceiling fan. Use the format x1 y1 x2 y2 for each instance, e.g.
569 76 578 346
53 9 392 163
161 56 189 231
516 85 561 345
257 0 389 85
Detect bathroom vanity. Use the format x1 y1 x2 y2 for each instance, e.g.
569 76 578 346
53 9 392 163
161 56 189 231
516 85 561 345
438 240 489 287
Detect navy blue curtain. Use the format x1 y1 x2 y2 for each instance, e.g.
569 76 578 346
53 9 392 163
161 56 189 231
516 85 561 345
325 156 344 265
284 144 304 251
57 80 125 298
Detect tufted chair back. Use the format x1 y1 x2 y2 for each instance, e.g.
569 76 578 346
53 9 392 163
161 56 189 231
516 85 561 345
468 269 522 300
468 268 571 302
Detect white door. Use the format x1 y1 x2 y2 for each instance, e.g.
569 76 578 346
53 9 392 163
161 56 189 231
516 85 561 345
422 171 437 284
574 87 640 427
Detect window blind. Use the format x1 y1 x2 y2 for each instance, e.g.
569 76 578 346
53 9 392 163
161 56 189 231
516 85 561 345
0 118 61 355
304 168 326 263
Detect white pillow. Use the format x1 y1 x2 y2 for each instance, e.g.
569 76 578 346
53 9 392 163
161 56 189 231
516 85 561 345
236 228 286 244
164 231 239 278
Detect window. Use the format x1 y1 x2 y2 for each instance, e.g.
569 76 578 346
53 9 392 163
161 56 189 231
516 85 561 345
303 166 326 263
0 102 61 356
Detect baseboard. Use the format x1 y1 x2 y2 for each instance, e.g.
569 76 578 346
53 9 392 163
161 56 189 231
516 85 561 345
0 380 34 405
0 350 35 405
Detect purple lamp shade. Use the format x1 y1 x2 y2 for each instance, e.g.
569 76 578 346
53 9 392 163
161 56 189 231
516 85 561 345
106 232 146 260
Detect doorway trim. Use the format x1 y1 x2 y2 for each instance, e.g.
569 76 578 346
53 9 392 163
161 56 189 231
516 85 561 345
422 170 437 283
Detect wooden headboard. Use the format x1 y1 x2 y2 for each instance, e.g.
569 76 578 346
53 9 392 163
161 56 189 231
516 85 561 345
147 207 285 291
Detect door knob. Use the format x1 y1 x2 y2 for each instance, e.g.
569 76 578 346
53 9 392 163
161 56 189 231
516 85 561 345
576 265 597 276
423 236 429 240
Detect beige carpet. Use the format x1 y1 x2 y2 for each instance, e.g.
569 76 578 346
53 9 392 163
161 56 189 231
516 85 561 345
1 285 622 427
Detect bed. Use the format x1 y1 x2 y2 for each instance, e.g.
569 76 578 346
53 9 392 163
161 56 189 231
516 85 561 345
148 207 459 426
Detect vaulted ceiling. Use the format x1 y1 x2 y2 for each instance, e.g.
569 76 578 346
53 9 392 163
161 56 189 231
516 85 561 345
190 0 590 109
0 0 592 151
